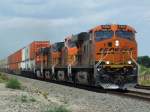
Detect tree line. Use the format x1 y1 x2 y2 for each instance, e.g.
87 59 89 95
138 56 150 68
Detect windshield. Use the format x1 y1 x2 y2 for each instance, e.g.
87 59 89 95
116 30 134 40
95 30 113 41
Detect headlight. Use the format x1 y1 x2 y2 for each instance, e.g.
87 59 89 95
115 40 119 47
106 61 110 64
97 68 100 71
128 60 132 64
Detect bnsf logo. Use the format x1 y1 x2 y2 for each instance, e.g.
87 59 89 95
98 48 134 53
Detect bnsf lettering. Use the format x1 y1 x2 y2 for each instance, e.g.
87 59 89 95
99 48 134 53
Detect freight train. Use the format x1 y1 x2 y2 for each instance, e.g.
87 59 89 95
0 24 138 89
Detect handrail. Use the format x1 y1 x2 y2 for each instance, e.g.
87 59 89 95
95 51 109 68
128 51 140 82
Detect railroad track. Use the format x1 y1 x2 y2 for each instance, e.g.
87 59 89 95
107 89 150 102
2 72 150 102
43 79 150 102
135 85 150 90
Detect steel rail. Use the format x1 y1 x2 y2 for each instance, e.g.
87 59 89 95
135 85 150 90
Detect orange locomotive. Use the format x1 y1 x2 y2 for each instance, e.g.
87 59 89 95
0 24 138 89
62 36 78 66
36 24 138 89
90 24 138 89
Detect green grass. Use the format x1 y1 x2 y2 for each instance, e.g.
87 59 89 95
140 79 150 86
0 73 9 83
45 106 70 112
6 78 21 89
139 65 150 76
19 94 36 103
139 65 150 86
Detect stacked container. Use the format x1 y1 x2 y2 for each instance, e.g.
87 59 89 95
21 41 50 70
5 41 50 71
8 49 22 71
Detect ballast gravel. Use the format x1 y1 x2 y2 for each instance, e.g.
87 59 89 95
0 73 150 112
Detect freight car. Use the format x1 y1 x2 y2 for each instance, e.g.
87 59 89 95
0 24 138 89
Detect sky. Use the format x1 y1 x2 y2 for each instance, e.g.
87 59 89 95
0 0 150 59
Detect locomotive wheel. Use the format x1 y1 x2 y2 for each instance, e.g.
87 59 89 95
36 70 42 79
68 73 74 82
44 71 52 80
57 71 65 81
76 71 89 84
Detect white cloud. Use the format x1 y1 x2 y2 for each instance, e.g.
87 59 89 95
0 0 150 58
0 5 120 29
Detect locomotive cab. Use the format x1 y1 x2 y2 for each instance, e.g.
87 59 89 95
62 36 78 66
91 25 138 89
50 42 64 66
72 32 91 65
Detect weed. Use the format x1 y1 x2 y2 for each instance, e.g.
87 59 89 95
30 97 36 102
42 91 49 99
0 73 9 83
140 79 150 86
45 106 70 112
21 95 28 103
6 78 21 89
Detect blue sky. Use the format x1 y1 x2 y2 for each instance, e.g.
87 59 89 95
0 0 150 59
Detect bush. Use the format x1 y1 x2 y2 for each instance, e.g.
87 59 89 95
45 106 70 112
0 73 9 83
6 78 21 89
19 94 36 103
140 65 150 76
140 79 150 86
138 56 150 67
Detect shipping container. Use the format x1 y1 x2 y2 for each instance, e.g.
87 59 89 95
21 61 25 70
7 49 22 71
30 41 50 60
24 59 35 70
21 41 49 62
20 41 49 70
25 46 30 60
22 47 26 61
5 41 49 71
22 46 30 61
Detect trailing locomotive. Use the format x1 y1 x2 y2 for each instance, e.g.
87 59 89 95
0 24 138 89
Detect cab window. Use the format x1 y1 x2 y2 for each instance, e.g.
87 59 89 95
68 40 76 48
116 30 135 40
95 30 113 41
